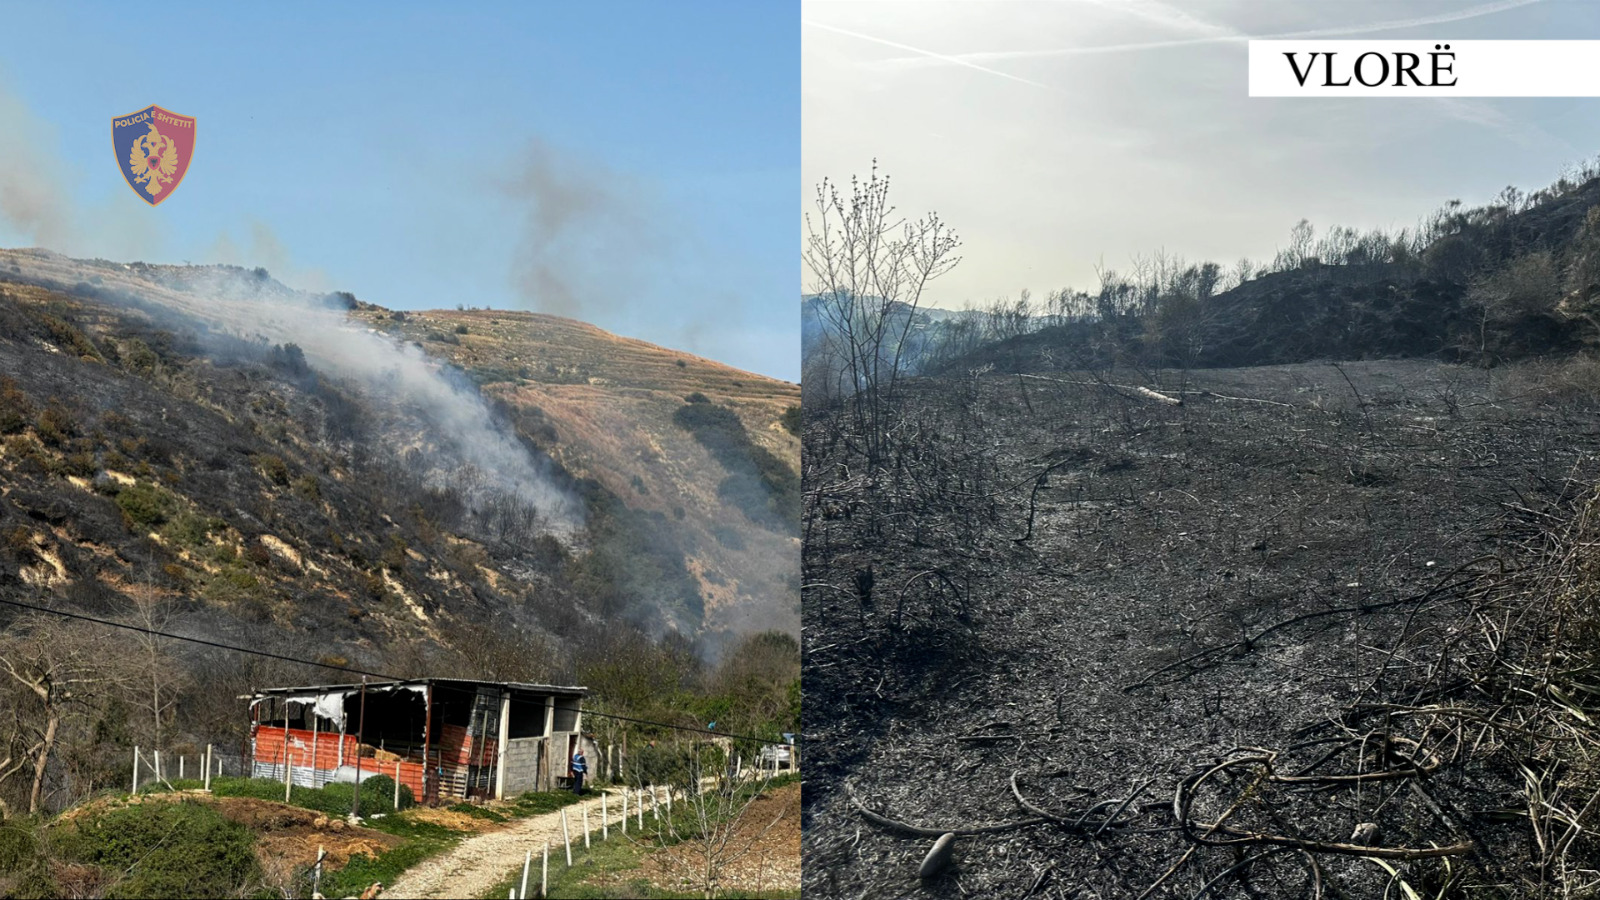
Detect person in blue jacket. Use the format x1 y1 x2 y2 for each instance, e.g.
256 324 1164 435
570 746 587 795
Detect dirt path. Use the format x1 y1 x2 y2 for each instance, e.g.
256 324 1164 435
384 791 629 900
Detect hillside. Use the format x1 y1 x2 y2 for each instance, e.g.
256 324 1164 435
804 175 1600 381
351 304 800 639
0 248 798 798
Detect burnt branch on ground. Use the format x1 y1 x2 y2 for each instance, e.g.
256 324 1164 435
804 359 1600 898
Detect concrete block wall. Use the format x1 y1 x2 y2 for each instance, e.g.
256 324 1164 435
502 736 545 794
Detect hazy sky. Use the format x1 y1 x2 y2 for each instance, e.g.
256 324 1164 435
0 2 798 380
803 0 1600 309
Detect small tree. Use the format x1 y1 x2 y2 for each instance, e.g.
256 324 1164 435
653 746 788 899
0 614 122 814
803 162 961 466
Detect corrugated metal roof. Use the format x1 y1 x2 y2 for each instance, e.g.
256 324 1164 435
248 677 587 699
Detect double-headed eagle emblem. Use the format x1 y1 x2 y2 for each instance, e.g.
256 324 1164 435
127 124 180 196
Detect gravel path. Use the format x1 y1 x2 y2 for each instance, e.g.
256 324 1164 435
384 790 636 900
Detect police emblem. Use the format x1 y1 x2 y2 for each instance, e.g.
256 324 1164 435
112 105 195 206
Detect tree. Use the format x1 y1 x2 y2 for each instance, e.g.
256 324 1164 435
803 162 962 465
0 614 122 814
653 748 789 900
1276 218 1316 271
128 582 186 755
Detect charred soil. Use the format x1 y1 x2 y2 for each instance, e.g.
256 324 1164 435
803 359 1600 898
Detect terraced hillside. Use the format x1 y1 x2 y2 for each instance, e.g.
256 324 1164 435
0 246 798 660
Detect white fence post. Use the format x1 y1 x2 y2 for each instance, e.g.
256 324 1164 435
519 849 531 900
131 746 139 794
540 841 548 898
561 807 572 866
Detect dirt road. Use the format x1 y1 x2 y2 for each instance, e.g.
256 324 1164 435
383 791 629 900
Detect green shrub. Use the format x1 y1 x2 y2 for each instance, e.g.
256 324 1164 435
63 451 97 478
60 800 257 899
0 378 30 434
161 510 214 547
34 401 74 447
115 482 178 528
254 453 291 486
454 324 469 335
0 817 54 899
0 820 40 873
781 404 801 436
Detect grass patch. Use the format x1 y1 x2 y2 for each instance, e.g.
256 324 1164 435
482 781 799 900
152 775 415 818
448 802 509 823
508 790 588 817
320 814 466 899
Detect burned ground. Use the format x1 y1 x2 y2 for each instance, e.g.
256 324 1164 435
803 359 1600 898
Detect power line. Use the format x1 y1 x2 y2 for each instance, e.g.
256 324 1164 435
0 596 397 679
0 596 790 746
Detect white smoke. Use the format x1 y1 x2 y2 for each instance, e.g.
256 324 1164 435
181 268 581 535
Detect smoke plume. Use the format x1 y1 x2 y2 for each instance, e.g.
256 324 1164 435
502 138 667 320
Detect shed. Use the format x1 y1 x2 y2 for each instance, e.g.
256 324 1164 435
247 677 587 804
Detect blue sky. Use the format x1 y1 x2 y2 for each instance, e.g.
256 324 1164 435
805 0 1600 308
0 1 798 380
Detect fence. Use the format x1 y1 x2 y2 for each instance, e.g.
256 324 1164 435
129 744 246 792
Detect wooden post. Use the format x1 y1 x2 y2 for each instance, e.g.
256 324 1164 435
540 841 548 898
311 707 319 786
519 848 531 900
131 745 139 794
620 788 627 834
204 744 212 791
314 845 325 899
154 749 162 784
636 787 643 830
495 690 512 801
601 792 609 840
179 756 184 780
650 784 658 821
582 803 590 849
353 677 368 818
422 683 434 806
561 807 572 866
395 761 402 810
665 784 671 817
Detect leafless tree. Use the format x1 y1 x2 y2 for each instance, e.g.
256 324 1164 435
654 749 789 900
128 581 186 755
0 614 122 814
803 162 962 465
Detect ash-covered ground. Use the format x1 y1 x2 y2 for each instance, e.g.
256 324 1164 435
803 359 1600 899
